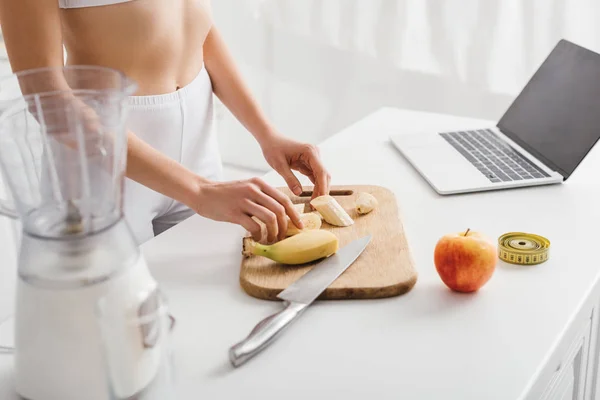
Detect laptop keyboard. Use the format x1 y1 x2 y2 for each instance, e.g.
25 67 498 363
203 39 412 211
439 129 550 183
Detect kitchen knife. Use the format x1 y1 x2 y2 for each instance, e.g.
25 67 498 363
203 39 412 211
229 234 372 367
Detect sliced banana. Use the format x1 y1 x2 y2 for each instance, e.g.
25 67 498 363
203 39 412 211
286 212 322 236
312 210 324 220
310 195 354 227
355 192 378 214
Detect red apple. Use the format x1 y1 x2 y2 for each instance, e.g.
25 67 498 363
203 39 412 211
434 229 497 293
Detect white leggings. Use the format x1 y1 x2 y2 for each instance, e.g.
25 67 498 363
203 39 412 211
123 65 222 245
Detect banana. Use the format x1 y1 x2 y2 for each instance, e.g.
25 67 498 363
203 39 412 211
355 192 378 214
312 210 324 220
299 202 324 220
310 195 354 227
242 229 339 265
286 212 322 236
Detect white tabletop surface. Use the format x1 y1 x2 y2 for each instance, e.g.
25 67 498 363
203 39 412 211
2 107 600 399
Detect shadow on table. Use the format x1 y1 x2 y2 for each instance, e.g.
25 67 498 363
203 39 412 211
147 253 238 286
403 281 479 316
205 360 237 379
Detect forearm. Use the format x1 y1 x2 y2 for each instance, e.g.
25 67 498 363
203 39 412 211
203 25 277 145
0 0 72 96
125 130 209 210
0 0 64 72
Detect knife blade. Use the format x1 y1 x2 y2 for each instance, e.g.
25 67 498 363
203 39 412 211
228 234 372 367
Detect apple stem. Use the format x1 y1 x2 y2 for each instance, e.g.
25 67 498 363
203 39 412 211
464 228 470 236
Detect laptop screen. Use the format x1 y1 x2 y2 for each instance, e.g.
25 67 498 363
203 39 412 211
497 39 600 179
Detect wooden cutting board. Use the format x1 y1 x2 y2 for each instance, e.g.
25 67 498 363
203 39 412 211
239 185 418 301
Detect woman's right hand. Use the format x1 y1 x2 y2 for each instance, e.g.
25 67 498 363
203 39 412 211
193 177 304 243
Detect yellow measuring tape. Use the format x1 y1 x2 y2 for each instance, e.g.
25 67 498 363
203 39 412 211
498 232 551 265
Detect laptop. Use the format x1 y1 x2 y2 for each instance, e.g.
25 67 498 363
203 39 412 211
390 39 600 195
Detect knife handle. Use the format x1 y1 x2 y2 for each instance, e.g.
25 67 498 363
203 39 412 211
229 301 306 367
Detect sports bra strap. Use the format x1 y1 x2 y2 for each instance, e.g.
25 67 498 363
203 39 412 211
59 0 133 9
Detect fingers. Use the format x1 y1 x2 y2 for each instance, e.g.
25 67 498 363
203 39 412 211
288 145 330 199
239 215 263 242
255 178 304 231
251 190 289 241
277 164 303 196
243 201 279 243
307 147 330 199
239 177 305 242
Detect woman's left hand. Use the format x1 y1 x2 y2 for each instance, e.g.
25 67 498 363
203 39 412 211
261 134 331 199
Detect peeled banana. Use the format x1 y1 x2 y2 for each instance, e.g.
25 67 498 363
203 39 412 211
286 212 322 236
243 229 339 265
300 202 324 221
355 192 378 214
310 195 354 227
314 211 324 220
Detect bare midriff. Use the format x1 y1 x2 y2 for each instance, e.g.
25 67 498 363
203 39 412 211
60 0 212 95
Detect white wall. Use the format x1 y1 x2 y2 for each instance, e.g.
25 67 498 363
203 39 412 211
211 0 600 171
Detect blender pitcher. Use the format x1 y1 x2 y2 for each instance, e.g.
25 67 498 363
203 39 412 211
0 65 133 238
0 66 160 400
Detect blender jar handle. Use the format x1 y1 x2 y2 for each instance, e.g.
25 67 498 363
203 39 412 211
0 199 18 219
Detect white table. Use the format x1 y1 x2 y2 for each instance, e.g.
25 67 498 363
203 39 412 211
2 107 600 399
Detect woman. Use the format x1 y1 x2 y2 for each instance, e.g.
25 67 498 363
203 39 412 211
0 0 331 244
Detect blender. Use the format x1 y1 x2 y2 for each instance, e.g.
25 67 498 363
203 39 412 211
0 66 161 399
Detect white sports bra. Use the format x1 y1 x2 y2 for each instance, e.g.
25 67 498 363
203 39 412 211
59 0 133 8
